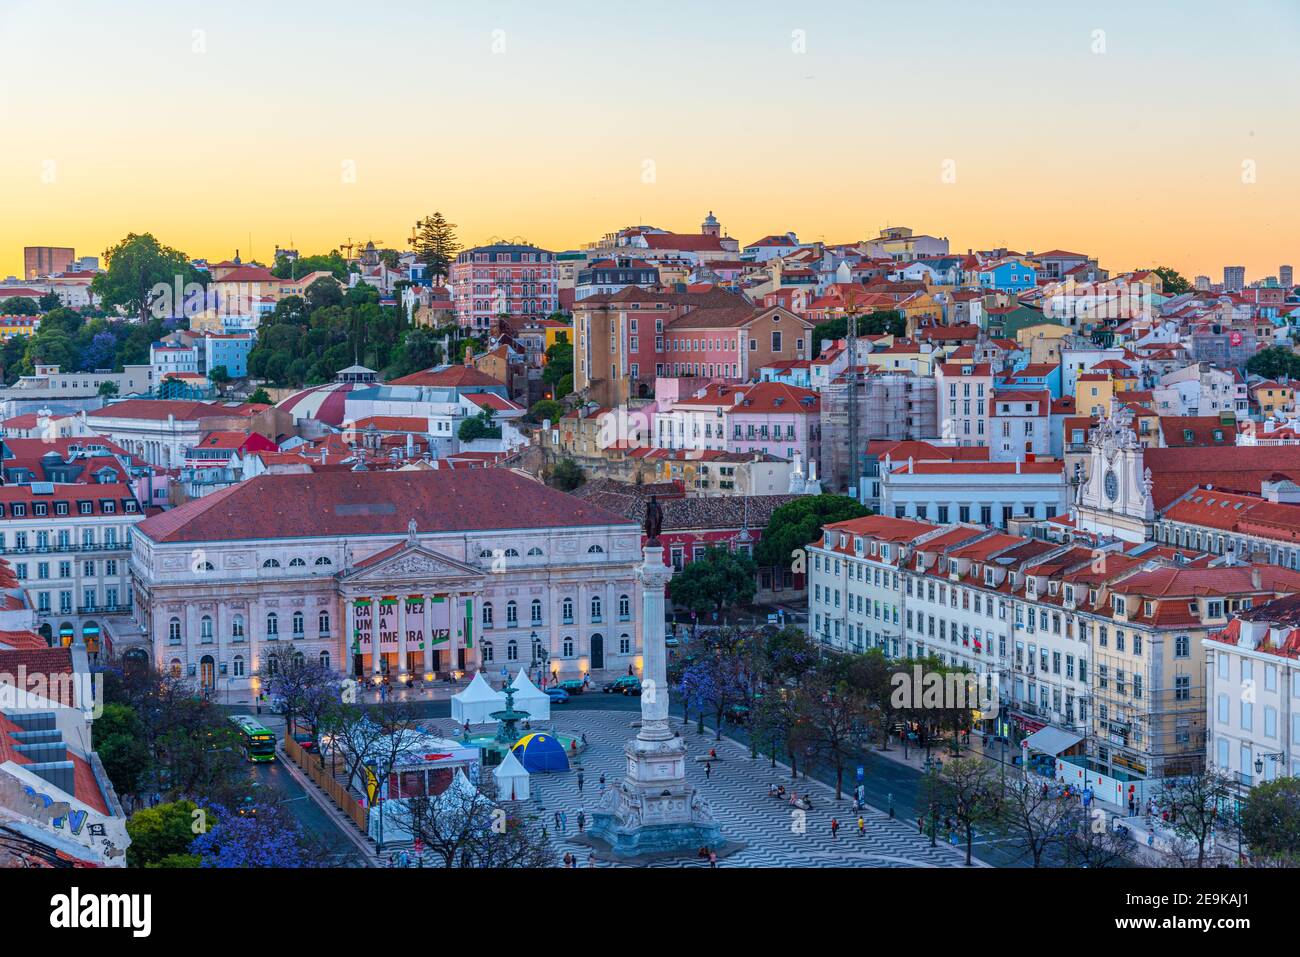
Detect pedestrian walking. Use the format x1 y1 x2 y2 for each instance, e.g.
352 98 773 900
599 772 606 792
577 770 584 792
586 852 596 868
708 850 717 868
554 810 562 830
577 810 586 833
704 761 711 780
917 816 924 834
857 817 865 837
888 793 895 818
830 818 840 839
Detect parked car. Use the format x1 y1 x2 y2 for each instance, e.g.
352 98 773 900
664 636 680 648
557 679 585 694
604 675 642 696
544 687 570 703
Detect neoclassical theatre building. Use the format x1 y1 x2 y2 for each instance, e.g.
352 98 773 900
128 470 643 701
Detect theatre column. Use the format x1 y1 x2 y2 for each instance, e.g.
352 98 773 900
398 596 408 676
369 596 382 676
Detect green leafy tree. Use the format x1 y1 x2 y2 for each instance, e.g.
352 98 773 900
412 212 461 285
457 409 501 442
125 800 204 868
90 232 202 322
754 494 871 570
811 310 905 356
667 546 758 617
542 340 574 394
37 292 62 312
527 398 563 424
1247 346 1300 381
208 365 231 391
98 380 119 397
248 387 272 405
392 326 442 378
271 250 350 281
304 275 344 312
0 296 40 316
1152 266 1192 295
1239 776 1300 864
549 457 584 491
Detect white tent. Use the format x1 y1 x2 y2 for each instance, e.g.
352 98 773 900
451 671 505 725
493 748 530 801
509 667 551 721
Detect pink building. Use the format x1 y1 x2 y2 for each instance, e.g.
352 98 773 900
726 381 821 463
451 243 558 331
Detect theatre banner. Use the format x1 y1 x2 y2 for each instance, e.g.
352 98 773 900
353 595 452 652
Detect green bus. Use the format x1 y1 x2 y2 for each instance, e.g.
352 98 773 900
230 715 277 763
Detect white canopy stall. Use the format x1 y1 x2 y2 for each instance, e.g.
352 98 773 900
451 671 505 725
509 668 551 722
493 748 530 801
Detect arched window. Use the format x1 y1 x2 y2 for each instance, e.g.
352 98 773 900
562 637 574 658
319 650 331 671
196 560 215 572
293 651 305 668
530 599 543 625
527 547 544 557
169 658 182 678
619 634 631 655
232 655 245 677
482 602 494 627
200 615 213 641
232 615 245 641
562 597 574 623
314 556 332 567
168 617 181 642
482 641 494 662
591 596 602 622
319 611 330 636
262 558 281 569
587 544 604 554
479 549 493 559
507 639 518 661
266 612 279 636
504 548 520 558
618 594 631 620
265 655 279 676
506 601 518 626
289 557 307 568
292 611 304 636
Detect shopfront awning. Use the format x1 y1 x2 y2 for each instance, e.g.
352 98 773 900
1022 726 1082 757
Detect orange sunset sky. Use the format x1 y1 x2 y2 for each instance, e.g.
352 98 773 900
1 0 1297 282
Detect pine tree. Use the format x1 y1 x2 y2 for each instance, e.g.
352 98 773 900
413 212 462 285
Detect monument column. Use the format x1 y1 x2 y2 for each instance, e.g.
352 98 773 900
638 546 675 741
587 495 724 857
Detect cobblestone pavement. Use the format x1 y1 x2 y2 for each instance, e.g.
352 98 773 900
423 711 980 868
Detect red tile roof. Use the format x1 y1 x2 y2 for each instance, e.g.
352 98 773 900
135 470 634 544
388 366 505 389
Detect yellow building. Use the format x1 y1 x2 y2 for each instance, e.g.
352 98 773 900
1075 366 1139 417
1016 322 1071 365
1251 380 1295 417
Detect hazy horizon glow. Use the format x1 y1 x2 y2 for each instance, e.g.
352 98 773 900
1 0 1297 282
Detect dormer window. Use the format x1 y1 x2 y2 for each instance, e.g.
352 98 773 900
1113 596 1126 615
1048 581 1058 596
1143 600 1154 616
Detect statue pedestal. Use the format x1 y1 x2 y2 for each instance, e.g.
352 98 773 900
589 730 724 856
587 543 724 857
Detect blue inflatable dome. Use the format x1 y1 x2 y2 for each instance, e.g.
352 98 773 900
511 732 571 773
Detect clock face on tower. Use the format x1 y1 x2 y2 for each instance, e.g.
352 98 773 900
1104 469 1119 503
